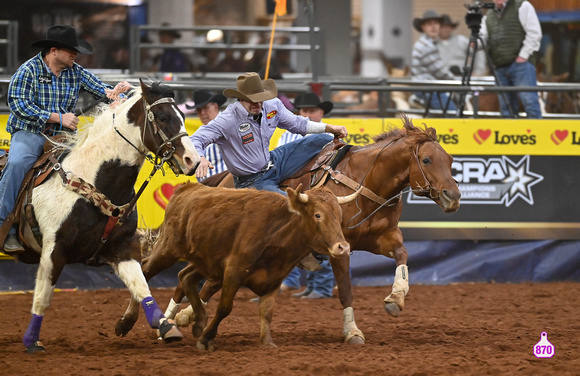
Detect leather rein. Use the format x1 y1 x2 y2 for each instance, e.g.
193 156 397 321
48 95 186 263
322 138 440 229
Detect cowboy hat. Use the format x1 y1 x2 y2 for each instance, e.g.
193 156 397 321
441 14 459 28
31 25 93 54
412 10 444 33
185 89 227 110
159 22 181 39
292 92 333 115
223 72 278 102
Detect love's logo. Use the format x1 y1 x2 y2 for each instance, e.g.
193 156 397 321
473 129 491 144
153 183 178 210
550 130 568 145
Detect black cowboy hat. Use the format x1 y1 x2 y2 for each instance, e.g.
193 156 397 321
441 14 459 28
159 22 181 39
292 92 333 115
185 89 227 110
31 25 93 54
412 10 444 33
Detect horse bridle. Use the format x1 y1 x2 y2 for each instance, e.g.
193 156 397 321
142 96 189 168
411 143 440 200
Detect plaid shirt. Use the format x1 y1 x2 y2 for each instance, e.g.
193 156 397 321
6 53 110 134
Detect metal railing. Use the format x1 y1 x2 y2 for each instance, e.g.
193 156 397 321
0 20 18 75
1 74 579 119
130 24 321 78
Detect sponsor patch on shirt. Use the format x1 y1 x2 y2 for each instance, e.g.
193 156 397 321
39 75 52 84
239 122 251 132
241 133 254 144
267 110 277 119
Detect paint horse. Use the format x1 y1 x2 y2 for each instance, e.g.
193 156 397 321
166 115 461 345
14 79 200 353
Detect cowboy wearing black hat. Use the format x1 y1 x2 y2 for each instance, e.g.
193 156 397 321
0 25 114 254
186 89 228 181
438 14 487 77
277 92 334 146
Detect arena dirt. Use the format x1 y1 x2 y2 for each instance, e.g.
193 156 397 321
1 282 578 375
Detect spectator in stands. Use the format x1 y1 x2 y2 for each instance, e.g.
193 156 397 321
279 92 336 299
480 0 543 118
410 10 457 112
438 14 487 77
185 89 228 182
155 23 191 72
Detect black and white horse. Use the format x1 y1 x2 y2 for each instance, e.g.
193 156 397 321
17 79 200 353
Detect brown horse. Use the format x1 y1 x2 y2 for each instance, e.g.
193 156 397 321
164 115 460 345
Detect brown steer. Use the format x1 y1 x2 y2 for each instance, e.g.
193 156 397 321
116 183 357 350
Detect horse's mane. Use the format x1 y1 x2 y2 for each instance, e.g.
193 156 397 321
372 114 438 146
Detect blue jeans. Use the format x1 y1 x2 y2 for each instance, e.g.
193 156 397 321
242 134 333 195
0 130 46 235
495 61 542 119
283 258 335 297
414 91 457 112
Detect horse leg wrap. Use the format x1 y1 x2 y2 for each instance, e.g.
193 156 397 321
23 314 43 348
384 265 409 310
142 296 164 328
163 298 181 320
343 307 365 343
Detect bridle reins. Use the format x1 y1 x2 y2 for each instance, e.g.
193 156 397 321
50 93 189 264
344 136 441 229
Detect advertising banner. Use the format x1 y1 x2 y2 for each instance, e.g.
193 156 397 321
1 115 578 240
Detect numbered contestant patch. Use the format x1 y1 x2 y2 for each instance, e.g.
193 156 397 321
241 133 254 144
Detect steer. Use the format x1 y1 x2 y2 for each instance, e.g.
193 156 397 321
115 183 357 351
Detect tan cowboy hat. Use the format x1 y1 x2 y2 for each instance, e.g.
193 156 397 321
31 25 93 54
412 10 444 33
223 72 278 102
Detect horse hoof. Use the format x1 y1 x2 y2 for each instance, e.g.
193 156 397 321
347 335 365 345
26 341 47 354
196 339 215 352
159 319 183 343
384 302 401 317
115 316 136 337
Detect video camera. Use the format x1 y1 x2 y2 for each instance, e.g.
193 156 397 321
464 1 495 33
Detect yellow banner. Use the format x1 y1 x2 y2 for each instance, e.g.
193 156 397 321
2 115 579 229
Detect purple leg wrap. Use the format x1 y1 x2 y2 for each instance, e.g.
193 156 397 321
23 314 43 348
142 296 164 328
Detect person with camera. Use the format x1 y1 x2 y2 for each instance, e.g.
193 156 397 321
410 10 457 113
438 14 487 77
479 0 543 118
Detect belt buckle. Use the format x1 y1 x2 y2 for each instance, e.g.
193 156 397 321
263 160 274 172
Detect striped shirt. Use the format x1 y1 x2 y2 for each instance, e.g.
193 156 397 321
411 34 455 81
6 53 110 134
200 143 227 181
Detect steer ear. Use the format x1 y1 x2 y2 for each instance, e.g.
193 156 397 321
287 185 308 215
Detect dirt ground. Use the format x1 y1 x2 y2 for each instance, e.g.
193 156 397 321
1 282 578 376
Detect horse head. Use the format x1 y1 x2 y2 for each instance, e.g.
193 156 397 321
127 79 200 175
402 116 461 213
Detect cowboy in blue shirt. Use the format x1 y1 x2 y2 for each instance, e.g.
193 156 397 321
0 25 112 254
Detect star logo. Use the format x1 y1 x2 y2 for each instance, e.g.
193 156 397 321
501 155 544 207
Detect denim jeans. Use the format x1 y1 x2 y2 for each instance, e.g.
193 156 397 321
0 130 47 234
495 61 542 119
414 91 457 112
283 258 335 297
243 133 333 195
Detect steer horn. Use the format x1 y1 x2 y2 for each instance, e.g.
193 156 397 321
336 186 363 205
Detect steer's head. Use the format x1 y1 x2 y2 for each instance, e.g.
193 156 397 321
286 185 356 258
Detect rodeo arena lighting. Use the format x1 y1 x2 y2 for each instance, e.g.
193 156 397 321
0 0 578 374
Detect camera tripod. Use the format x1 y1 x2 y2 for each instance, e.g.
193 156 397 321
454 10 517 118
